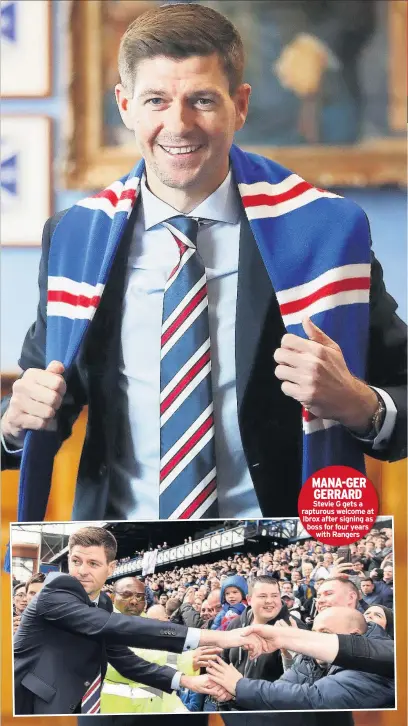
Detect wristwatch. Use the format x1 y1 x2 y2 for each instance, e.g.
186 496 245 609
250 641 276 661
360 390 386 440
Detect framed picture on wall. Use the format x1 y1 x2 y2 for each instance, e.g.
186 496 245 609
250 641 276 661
1 115 52 246
0 0 52 98
65 0 406 189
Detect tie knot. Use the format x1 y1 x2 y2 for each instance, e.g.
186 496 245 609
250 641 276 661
166 215 199 246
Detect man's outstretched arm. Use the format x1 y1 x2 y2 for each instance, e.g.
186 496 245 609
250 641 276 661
241 623 394 677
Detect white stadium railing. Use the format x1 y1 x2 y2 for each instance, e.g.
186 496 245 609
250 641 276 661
109 524 246 580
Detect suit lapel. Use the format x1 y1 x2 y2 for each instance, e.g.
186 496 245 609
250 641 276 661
96 593 112 681
98 592 113 612
235 214 275 412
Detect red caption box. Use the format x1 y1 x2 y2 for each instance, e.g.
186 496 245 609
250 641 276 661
298 465 379 545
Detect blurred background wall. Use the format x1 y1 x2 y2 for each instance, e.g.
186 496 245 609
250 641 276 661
1 1 406 372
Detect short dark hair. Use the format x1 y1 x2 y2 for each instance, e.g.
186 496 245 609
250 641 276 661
320 576 360 600
118 3 245 97
166 597 182 615
248 576 280 595
25 572 46 592
361 577 374 585
112 576 144 594
68 526 117 563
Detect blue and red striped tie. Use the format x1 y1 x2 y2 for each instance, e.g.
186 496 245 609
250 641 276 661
159 216 218 519
81 670 101 713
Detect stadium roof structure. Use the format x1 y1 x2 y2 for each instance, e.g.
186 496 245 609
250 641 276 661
48 519 239 565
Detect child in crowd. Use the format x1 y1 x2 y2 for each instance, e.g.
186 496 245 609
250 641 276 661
211 575 248 630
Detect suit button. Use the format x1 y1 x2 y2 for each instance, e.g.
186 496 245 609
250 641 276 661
69 705 76 712
84 681 90 687
99 464 107 476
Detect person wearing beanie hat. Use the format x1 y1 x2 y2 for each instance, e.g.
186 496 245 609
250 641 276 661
211 576 248 631
364 604 394 638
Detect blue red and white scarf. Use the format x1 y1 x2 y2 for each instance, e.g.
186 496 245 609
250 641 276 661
14 143 371 530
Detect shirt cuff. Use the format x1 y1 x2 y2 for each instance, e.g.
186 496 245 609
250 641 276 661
171 671 182 691
354 387 397 450
184 628 201 651
1 430 24 455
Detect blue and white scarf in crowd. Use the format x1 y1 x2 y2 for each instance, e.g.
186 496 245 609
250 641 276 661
11 143 371 546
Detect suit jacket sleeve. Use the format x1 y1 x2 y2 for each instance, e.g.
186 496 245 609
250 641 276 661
361 250 407 462
1 212 87 471
36 575 188 653
105 644 177 694
333 634 394 678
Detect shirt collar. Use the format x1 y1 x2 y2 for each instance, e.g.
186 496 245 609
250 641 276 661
90 594 100 606
141 170 241 230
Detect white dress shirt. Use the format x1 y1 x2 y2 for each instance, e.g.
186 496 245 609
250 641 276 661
110 171 262 519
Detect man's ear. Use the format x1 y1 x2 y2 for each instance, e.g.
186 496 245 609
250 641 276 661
108 560 117 577
115 84 134 130
234 83 251 132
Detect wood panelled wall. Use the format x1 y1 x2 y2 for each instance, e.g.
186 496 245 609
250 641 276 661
2 409 406 726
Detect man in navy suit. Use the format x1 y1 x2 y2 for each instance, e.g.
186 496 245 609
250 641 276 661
13 526 258 716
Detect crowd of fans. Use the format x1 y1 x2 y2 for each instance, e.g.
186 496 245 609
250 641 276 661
102 526 395 712
112 528 394 625
12 526 395 713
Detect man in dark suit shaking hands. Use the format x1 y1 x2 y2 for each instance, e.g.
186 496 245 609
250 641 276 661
13 526 257 716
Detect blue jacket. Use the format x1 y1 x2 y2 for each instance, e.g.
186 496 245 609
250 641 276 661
362 582 393 608
179 688 205 712
373 580 393 608
211 575 248 630
235 622 394 711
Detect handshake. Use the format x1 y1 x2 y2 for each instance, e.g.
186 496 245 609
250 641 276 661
210 622 287 660
180 624 286 701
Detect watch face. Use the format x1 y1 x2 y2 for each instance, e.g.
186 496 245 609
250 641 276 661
374 399 386 434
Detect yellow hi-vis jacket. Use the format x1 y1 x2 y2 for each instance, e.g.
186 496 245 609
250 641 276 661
101 611 198 714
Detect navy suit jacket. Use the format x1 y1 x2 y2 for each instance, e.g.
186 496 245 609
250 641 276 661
13 572 188 715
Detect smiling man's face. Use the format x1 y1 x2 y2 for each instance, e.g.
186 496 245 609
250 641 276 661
115 53 251 210
249 582 282 623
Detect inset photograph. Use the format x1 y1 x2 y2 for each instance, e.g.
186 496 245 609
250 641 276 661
11 517 395 716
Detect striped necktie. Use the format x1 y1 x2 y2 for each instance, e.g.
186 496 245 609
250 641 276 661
159 216 218 520
81 602 101 714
